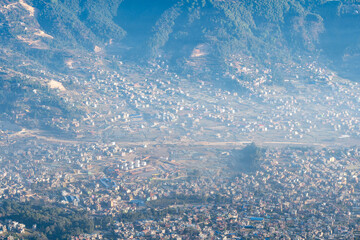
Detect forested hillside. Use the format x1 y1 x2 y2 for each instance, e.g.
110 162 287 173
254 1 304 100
1 0 359 80
0 0 359 133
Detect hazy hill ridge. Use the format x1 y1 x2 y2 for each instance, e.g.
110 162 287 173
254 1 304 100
1 0 360 76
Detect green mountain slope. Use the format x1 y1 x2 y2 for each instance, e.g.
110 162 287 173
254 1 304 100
1 0 359 80
0 0 359 134
112 0 359 81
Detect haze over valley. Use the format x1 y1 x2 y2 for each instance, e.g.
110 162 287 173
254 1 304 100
0 0 360 239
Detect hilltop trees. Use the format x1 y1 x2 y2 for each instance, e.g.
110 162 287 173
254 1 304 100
0 200 94 239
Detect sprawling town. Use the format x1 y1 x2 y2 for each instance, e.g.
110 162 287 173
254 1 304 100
0 134 360 239
0 55 359 239
1 0 360 239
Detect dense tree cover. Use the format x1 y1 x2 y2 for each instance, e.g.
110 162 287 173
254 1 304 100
0 77 82 132
148 3 183 58
118 207 181 222
22 0 333 60
0 200 94 239
3 0 360 85
132 0 307 81
147 0 323 57
114 0 358 80
115 0 177 45
31 0 125 49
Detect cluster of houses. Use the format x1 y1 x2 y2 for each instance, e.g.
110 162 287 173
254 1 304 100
45 57 359 146
0 220 26 235
2 137 360 238
0 44 359 238
99 146 360 239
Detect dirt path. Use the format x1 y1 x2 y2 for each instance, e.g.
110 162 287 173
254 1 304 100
7 129 83 144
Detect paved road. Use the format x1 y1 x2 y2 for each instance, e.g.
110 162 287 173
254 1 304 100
3 128 338 148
